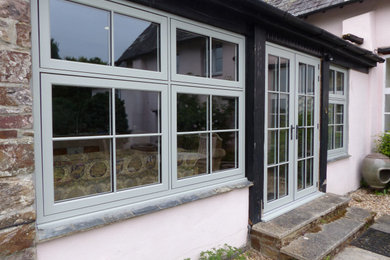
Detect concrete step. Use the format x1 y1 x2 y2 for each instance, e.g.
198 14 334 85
280 207 375 260
250 193 350 259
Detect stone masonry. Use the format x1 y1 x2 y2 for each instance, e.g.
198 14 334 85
0 0 36 259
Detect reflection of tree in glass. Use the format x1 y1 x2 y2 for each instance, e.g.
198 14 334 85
177 94 208 132
212 96 236 130
50 38 108 65
52 86 128 136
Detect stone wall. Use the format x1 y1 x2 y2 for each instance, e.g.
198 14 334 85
0 0 35 258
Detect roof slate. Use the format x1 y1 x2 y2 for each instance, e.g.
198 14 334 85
261 0 356 16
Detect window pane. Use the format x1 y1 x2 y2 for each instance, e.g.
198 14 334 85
307 96 314 126
306 158 313 187
50 0 110 65
212 39 238 81
298 63 306 94
115 89 160 135
52 85 111 137
298 96 305 126
306 128 313 156
212 96 237 130
114 13 160 71
336 104 344 124
386 59 390 88
336 71 344 95
177 133 209 179
297 160 304 190
268 55 278 91
116 136 160 190
279 164 288 198
328 103 334 124
329 70 335 94
335 125 343 148
177 94 208 132
268 93 278 128
177 29 209 77
280 94 289 128
267 130 277 165
53 139 111 201
279 129 289 163
307 65 315 94
280 58 289 93
297 128 305 159
212 132 238 172
385 95 390 113
385 114 390 132
267 166 277 201
328 126 334 150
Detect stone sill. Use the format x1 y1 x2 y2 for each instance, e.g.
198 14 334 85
37 178 252 242
327 154 351 163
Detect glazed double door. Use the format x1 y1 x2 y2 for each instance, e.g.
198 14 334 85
264 45 320 214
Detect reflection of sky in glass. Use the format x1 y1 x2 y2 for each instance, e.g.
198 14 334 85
50 0 110 63
114 13 152 62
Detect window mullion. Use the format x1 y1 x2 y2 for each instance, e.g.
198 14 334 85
112 88 117 193
110 10 114 67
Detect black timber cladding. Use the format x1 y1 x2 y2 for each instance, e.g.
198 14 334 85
127 0 382 224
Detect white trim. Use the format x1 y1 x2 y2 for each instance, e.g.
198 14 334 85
383 57 390 132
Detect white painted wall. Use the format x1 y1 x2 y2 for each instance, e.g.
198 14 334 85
37 188 249 260
305 0 390 194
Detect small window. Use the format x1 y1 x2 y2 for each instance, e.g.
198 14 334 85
328 67 348 160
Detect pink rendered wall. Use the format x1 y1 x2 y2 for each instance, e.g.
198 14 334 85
37 188 249 260
305 0 390 194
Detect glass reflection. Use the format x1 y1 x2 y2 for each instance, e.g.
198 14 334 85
50 0 110 65
212 96 237 130
336 72 344 95
298 160 304 190
268 130 277 165
268 55 278 91
53 139 111 201
299 63 306 94
177 134 209 179
52 85 110 137
211 39 238 81
267 166 277 201
177 94 208 132
115 89 160 135
116 136 160 190
114 13 160 71
268 93 279 128
212 132 238 172
177 29 209 77
279 164 288 198
329 70 335 94
280 58 289 93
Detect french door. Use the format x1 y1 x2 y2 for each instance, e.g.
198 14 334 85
263 44 320 215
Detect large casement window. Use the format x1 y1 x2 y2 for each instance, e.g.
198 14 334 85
328 66 348 160
384 58 390 131
36 0 245 223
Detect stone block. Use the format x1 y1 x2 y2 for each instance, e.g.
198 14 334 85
0 50 31 84
0 223 35 257
0 115 32 129
16 22 30 48
0 130 17 139
0 143 34 176
0 0 30 24
0 175 35 229
0 86 33 107
0 18 15 44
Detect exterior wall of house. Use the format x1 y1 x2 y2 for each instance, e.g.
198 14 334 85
0 0 37 258
305 0 390 194
37 188 249 260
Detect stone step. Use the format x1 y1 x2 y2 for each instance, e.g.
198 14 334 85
280 207 375 260
250 193 350 259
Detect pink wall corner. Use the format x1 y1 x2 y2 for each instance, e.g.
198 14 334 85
342 12 375 51
37 188 249 260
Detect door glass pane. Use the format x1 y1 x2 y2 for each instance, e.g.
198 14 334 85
268 55 279 91
212 96 237 130
298 96 306 126
116 136 160 190
280 58 289 92
212 132 237 172
307 97 314 126
279 164 288 198
268 130 277 165
298 128 305 159
297 160 304 190
336 71 344 95
114 13 160 71
306 158 313 187
50 0 110 65
306 127 314 157
280 94 289 128
177 29 209 77
298 63 306 94
52 85 111 137
115 89 160 135
335 125 343 148
53 139 111 201
307 65 315 94
211 39 238 81
177 133 209 179
279 129 288 163
267 166 277 201
177 94 209 132
329 70 335 94
268 93 279 128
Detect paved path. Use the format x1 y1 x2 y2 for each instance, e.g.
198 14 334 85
334 215 390 260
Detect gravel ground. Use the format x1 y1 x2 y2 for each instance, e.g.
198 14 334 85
348 188 390 219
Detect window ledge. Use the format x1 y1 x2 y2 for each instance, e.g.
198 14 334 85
37 178 252 242
327 153 351 163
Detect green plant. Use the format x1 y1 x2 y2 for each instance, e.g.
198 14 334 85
199 244 246 260
375 132 390 157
